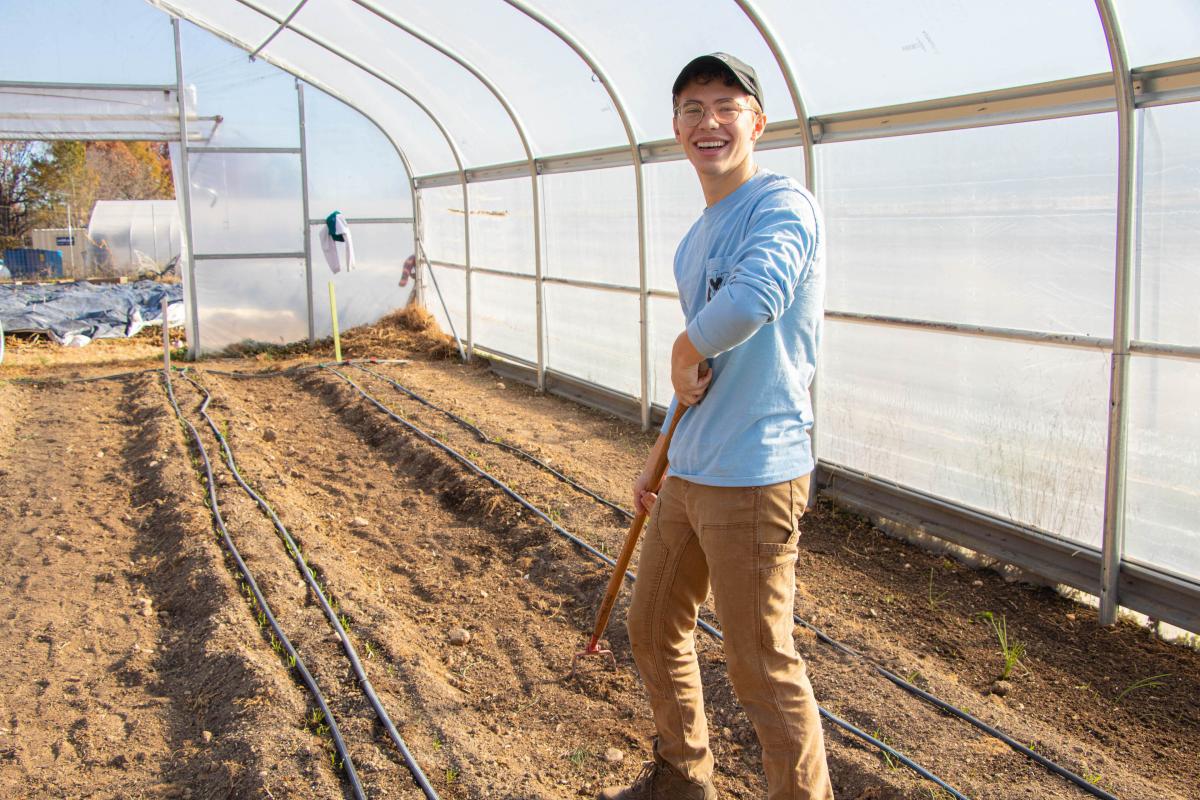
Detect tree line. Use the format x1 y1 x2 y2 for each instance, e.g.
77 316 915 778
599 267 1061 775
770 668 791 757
0 141 174 251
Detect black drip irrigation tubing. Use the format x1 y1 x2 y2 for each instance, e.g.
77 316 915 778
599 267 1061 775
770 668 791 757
160 369 367 800
353 364 627 518
323 365 970 800
187 358 410 380
3 357 403 386
176 369 439 800
8 367 161 384
350 366 1118 800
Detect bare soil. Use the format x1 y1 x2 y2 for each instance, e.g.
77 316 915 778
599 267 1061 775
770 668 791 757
1 314 1196 800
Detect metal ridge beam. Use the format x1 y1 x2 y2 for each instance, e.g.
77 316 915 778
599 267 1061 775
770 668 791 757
828 311 1113 350
0 81 174 91
413 56 1200 189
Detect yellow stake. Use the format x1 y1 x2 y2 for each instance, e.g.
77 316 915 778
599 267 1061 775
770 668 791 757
328 281 342 362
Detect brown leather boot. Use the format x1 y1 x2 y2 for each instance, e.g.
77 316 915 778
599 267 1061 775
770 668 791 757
597 751 717 800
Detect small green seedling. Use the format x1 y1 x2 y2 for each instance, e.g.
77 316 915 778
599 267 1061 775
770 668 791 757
927 567 948 610
978 611 1026 679
445 767 459 784
1114 673 1170 705
871 729 899 770
568 747 590 767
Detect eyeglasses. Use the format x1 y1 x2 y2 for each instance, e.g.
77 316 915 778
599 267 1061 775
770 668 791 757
674 101 758 127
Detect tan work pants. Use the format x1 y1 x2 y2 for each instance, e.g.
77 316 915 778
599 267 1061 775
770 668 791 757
627 475 834 800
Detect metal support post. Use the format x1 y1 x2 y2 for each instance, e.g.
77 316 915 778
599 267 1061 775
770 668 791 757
532 164 545 391
297 80 315 343
1095 0 1138 626
172 17 200 358
463 181 473 360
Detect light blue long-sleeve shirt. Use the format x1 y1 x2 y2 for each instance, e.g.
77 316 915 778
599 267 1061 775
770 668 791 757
663 168 825 486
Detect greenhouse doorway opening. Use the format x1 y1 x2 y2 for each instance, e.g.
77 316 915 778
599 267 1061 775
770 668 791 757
0 80 214 350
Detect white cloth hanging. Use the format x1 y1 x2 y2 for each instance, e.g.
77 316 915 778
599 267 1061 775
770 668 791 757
319 211 356 274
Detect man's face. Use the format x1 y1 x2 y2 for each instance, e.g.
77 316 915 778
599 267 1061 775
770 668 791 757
672 77 766 181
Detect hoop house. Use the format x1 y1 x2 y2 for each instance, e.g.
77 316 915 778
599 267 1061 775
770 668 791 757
0 0 1196 637
85 199 182 274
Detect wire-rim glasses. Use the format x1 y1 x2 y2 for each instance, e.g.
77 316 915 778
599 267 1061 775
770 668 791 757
674 101 758 127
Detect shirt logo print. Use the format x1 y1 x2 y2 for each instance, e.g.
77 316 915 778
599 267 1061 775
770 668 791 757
707 275 724 301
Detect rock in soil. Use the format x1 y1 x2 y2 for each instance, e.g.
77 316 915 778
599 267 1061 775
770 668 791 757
448 628 471 646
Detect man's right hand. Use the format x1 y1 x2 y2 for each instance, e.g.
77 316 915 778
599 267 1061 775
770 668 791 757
632 469 657 516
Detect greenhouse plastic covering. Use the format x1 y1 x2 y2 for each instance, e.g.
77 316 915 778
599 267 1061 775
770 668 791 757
0 0 1197 631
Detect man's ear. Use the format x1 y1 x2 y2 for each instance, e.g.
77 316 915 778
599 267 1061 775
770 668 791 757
673 115 681 142
752 112 767 141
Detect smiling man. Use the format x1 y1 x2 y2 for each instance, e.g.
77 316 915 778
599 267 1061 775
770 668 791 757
600 54 832 800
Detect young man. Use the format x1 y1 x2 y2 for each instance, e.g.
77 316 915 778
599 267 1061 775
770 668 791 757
599 54 833 800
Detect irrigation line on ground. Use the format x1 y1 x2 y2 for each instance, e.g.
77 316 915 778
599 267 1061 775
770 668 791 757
9 367 161 384
192 358 410 380
353 364 626 517
323 365 970 800
3 357 404 386
160 370 367 800
353 365 1116 800
177 369 440 800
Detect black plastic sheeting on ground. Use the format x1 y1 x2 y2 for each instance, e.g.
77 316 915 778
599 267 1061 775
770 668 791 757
0 280 184 346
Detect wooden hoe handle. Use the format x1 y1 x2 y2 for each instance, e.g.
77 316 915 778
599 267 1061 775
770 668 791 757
583 400 689 654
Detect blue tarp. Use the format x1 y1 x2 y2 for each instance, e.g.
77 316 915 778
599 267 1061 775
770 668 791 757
0 280 184 346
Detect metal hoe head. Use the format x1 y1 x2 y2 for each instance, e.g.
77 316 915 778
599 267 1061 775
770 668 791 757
570 635 617 679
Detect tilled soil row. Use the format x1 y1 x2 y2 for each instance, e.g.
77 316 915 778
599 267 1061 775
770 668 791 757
132 372 350 798
169 372 427 799
0 373 341 798
343 355 1195 800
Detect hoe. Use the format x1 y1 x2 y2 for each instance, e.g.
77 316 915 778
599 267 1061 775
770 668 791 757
573 398 691 675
